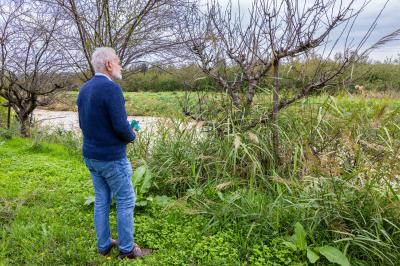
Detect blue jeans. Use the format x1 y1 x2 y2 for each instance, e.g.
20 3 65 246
83 156 136 253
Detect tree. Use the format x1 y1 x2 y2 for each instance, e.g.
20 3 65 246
0 0 70 136
179 0 399 160
42 0 189 81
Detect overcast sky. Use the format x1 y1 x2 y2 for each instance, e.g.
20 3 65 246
217 0 400 61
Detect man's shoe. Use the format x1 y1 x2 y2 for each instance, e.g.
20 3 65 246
118 245 152 260
100 239 118 256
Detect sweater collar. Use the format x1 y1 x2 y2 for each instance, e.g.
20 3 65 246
94 72 113 81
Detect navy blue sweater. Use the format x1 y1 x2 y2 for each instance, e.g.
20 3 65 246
77 75 135 161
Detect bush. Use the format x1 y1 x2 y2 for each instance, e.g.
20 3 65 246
121 65 217 92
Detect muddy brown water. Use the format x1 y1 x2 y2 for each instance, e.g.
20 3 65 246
32 109 203 136
32 109 162 133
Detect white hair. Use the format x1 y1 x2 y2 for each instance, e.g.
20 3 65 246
91 47 118 72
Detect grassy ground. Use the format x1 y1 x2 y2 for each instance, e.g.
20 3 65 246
45 91 193 117
44 90 400 118
0 138 247 265
2 92 400 265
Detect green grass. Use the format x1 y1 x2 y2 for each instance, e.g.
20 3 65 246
2 92 400 265
47 91 197 117
47 90 400 118
0 138 251 265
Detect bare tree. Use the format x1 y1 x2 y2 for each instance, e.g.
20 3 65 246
0 1 70 136
180 0 375 109
41 0 189 81
179 0 398 159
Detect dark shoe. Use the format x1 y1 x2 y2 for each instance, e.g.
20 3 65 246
99 239 118 256
118 245 152 260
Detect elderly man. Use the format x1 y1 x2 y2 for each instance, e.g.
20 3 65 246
77 47 151 259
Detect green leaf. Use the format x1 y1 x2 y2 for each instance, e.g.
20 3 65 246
154 195 172 207
133 165 147 186
294 222 307 250
282 241 297 251
217 191 224 201
84 195 95 206
307 248 320 263
136 200 148 207
140 168 153 194
318 245 350 266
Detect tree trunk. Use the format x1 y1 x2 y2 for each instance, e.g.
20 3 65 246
19 118 29 137
246 81 256 106
227 87 241 109
7 102 11 129
272 59 280 164
243 80 257 117
18 112 30 137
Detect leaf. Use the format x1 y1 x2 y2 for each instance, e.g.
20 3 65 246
140 168 153 194
247 132 259 143
136 200 148 207
318 246 350 266
234 135 241 150
307 248 320 263
282 241 297 251
294 222 307 250
133 165 147 186
154 195 172 207
84 195 95 206
217 191 224 201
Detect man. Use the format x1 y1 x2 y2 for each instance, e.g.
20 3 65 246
77 47 151 259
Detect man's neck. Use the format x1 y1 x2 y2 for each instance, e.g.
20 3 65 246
95 72 113 81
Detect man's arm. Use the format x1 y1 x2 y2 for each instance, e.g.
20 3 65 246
105 84 136 143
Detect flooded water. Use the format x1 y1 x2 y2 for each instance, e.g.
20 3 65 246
32 109 161 133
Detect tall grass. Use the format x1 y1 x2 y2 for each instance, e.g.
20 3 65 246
125 95 400 265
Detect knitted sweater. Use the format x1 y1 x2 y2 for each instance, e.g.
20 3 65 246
77 75 135 161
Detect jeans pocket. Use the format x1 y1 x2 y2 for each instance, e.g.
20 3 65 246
91 160 117 179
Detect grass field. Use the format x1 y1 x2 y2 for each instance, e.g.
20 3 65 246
1 91 400 265
0 138 251 265
44 90 400 118
45 91 193 117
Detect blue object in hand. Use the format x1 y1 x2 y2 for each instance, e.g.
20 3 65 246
130 119 141 132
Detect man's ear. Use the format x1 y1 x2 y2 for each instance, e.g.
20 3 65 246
106 61 112 72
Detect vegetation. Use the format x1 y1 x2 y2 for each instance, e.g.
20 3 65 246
1 1 400 264
1 93 399 265
44 91 201 117
0 97 7 127
0 137 299 265
120 65 216 92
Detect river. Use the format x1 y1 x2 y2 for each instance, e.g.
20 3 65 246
32 109 161 133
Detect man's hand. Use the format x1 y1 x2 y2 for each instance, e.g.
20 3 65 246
129 119 141 132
